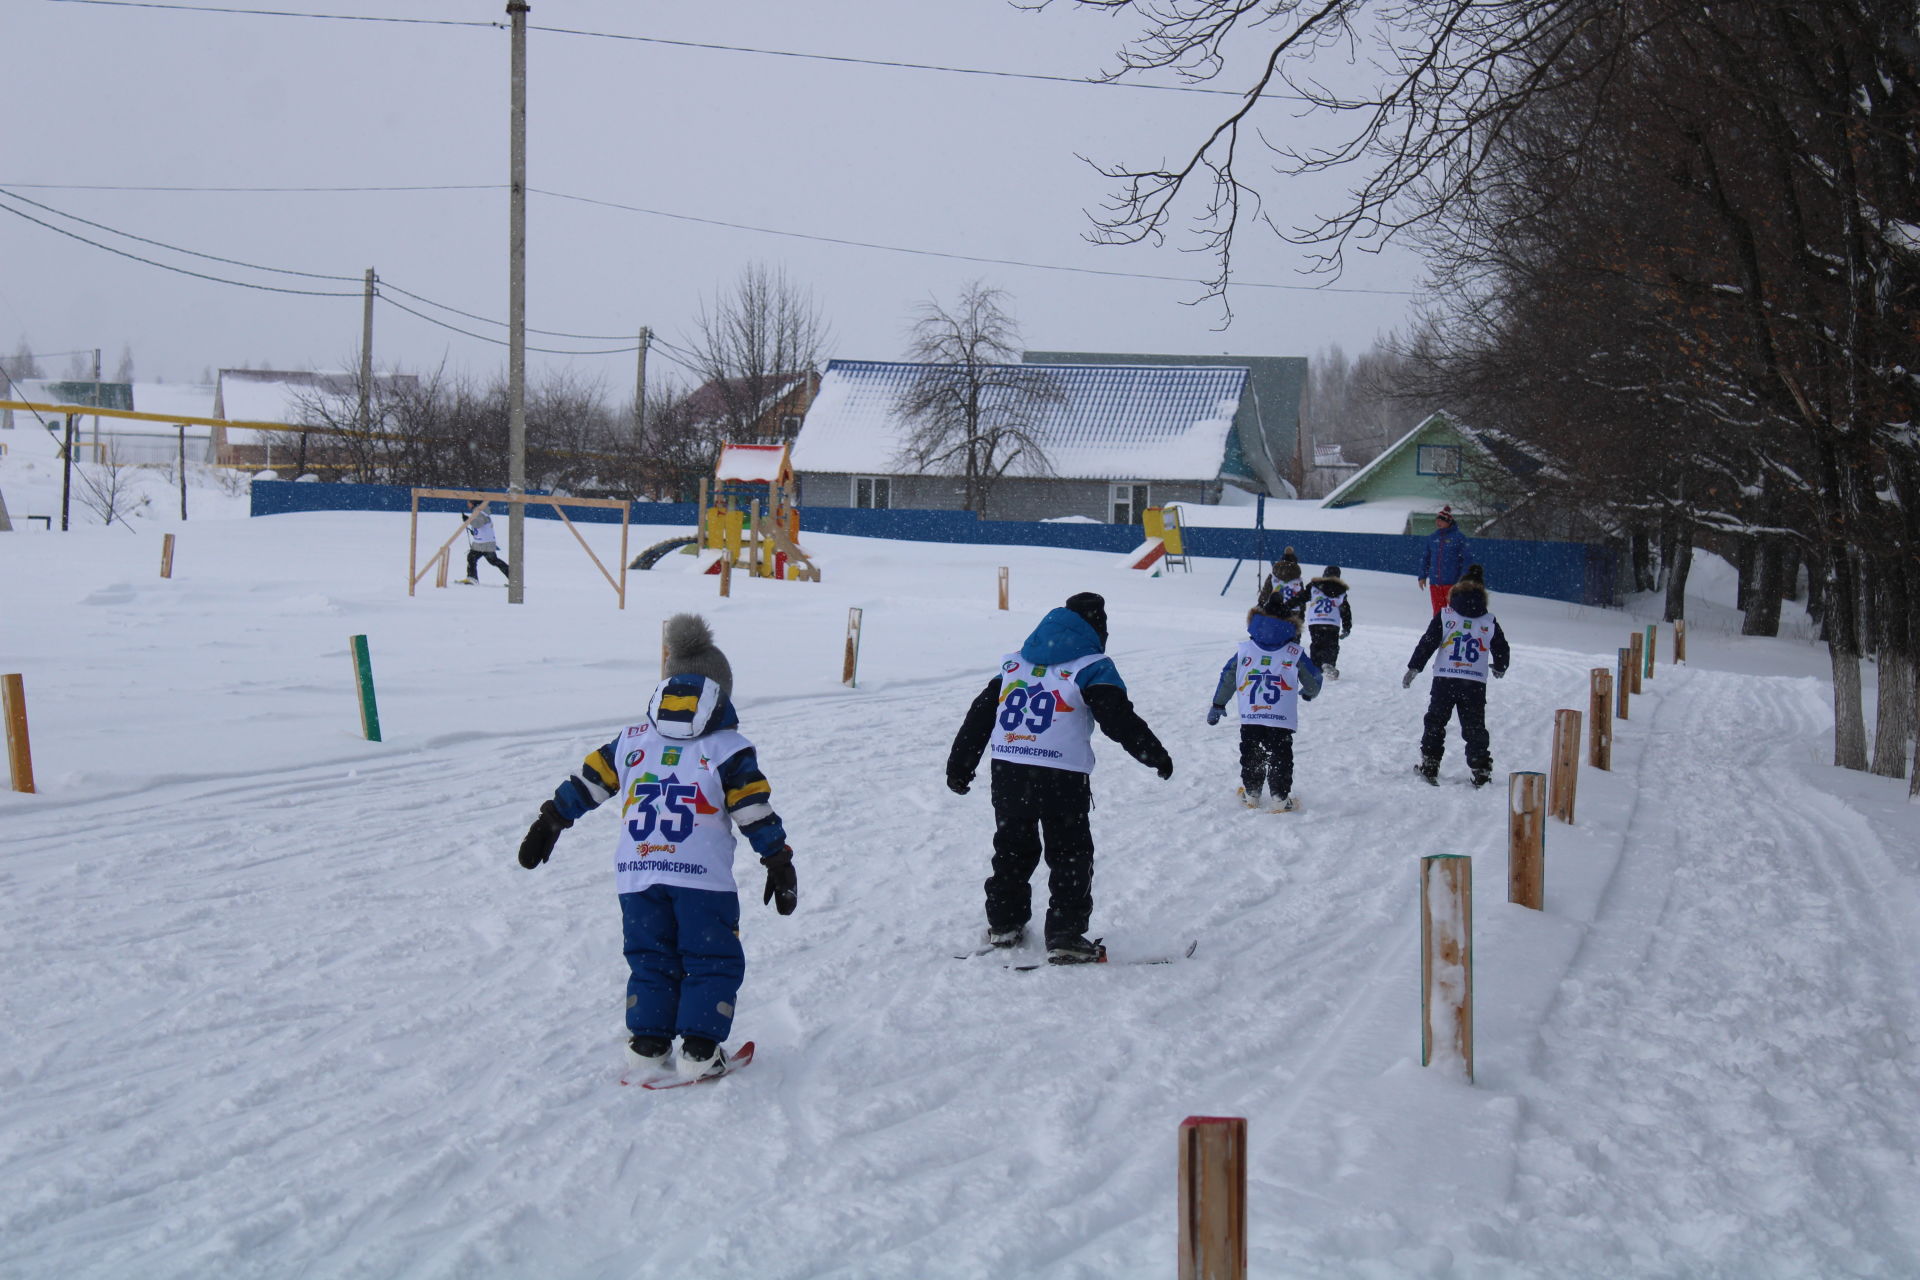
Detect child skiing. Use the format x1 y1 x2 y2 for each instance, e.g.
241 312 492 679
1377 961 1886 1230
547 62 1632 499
460 500 511 584
1401 565 1510 787
515 613 797 1081
1301 564 1353 679
1206 601 1323 811
1258 545 1306 613
946 592 1173 964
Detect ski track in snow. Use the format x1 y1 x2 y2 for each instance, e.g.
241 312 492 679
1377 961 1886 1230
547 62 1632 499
3 509 1919 1277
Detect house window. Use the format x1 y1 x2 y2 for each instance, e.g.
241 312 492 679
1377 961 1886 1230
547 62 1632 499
1110 482 1150 524
1416 445 1461 476
853 476 892 510
779 415 802 437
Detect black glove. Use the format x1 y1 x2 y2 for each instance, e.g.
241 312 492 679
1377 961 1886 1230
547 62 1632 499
518 799 571 869
946 771 972 796
1206 706 1224 726
1402 669 1418 689
1492 667 1507 679
761 847 797 915
1341 628 1351 639
1149 750 1174 780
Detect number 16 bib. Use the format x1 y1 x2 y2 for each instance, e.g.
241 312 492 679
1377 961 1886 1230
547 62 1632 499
988 654 1096 773
1433 607 1498 682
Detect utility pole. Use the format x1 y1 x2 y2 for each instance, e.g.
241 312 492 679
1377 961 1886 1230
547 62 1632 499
358 267 376 434
91 348 102 461
60 414 75 531
633 326 650 436
506 0 529 605
178 424 189 520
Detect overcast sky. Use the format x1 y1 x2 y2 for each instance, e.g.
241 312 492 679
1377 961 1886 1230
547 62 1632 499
4 0 1421 396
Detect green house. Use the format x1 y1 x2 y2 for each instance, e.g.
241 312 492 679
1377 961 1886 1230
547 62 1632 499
1320 411 1538 535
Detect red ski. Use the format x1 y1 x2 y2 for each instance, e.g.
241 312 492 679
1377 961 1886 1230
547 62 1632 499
621 1041 755 1089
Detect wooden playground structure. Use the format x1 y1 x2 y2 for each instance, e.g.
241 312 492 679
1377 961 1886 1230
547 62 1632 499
693 443 820 583
406 487 633 608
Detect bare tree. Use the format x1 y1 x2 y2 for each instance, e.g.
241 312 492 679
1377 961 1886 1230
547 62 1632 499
685 263 829 440
895 281 1065 515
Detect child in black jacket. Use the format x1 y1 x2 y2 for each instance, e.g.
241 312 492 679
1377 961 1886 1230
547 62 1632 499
1401 566 1510 787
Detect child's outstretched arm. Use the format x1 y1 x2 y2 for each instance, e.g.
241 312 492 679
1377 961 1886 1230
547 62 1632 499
945 676 1002 794
1490 622 1511 676
717 745 796 915
517 736 619 869
1296 652 1324 701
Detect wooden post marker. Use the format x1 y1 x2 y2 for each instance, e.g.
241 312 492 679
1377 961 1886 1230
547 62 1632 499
159 532 176 579
719 555 732 598
349 635 382 742
3 673 34 794
434 546 450 589
1673 618 1688 664
1508 772 1545 910
1178 1116 1247 1280
1420 854 1474 1081
997 565 1009 611
842 607 863 688
1588 669 1613 769
1616 648 1631 720
1644 624 1657 679
1549 709 1581 823
1628 631 1644 695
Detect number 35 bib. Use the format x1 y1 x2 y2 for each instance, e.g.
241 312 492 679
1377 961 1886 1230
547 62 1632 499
609 722 751 894
988 654 1096 773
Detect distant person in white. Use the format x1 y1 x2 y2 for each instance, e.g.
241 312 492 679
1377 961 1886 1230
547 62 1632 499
460 500 511 584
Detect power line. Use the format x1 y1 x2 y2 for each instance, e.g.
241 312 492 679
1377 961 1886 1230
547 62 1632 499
0 182 500 193
529 187 1416 297
374 294 640 358
0 191 360 297
377 278 635 342
48 0 1281 100
48 0 497 28
0 185 359 281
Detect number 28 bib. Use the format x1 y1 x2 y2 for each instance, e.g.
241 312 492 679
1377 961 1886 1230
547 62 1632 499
988 653 1096 773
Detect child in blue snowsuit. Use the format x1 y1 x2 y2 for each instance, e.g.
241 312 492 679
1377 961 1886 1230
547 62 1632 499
516 614 796 1081
1206 603 1323 810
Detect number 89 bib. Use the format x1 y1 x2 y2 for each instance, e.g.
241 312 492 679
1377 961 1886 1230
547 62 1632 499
988 654 1096 773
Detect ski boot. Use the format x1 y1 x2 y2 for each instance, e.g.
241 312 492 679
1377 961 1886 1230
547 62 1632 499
1236 786 1263 809
1324 664 1340 680
985 924 1026 949
1415 755 1441 786
1269 793 1299 813
626 1033 672 1074
1046 934 1102 965
675 1035 731 1081
1470 762 1493 788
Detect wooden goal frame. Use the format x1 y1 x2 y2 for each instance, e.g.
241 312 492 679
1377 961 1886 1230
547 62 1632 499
407 488 631 609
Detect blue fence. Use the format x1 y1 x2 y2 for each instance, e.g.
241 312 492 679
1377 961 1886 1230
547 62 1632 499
250 481 1615 606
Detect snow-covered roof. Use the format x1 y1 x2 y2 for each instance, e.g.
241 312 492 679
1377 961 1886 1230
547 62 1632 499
133 382 217 424
1168 496 1430 535
791 359 1247 482
715 442 790 484
215 370 414 445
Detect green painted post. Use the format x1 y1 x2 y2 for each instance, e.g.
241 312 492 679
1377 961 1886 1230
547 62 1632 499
350 634 382 742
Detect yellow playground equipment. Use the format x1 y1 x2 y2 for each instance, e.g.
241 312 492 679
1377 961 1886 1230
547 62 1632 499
695 443 820 582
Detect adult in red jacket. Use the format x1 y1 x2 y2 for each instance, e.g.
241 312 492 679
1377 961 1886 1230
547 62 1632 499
1416 506 1472 615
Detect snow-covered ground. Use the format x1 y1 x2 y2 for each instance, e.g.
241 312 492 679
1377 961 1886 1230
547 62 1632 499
3 453 1918 1279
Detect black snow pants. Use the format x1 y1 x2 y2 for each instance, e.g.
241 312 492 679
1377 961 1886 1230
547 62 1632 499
1420 677 1491 769
466 546 511 580
1308 624 1342 671
1238 724 1295 799
985 760 1094 944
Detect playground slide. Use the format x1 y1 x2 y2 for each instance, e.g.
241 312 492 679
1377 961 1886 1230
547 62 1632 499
1121 538 1166 573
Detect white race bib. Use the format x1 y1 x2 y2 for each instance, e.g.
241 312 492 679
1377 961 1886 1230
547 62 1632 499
987 653 1096 773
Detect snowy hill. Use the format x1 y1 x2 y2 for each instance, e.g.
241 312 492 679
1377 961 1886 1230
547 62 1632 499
3 456 1918 1279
